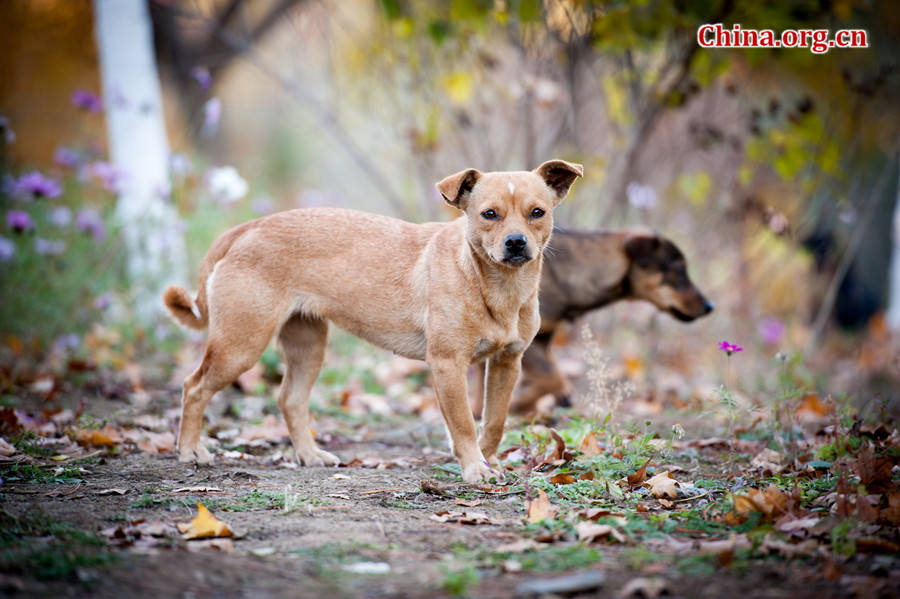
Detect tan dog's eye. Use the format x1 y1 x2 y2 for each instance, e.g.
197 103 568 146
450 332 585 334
481 209 499 220
530 207 545 218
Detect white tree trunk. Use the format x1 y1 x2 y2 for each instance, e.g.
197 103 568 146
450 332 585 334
93 0 186 321
888 152 900 330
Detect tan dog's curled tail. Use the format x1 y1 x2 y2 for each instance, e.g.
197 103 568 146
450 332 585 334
163 285 206 329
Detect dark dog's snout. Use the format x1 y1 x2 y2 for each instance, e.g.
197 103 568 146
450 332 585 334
703 299 714 314
505 233 527 253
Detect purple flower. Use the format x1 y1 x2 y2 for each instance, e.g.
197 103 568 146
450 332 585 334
13 171 62 199
0 236 14 262
54 333 80 353
75 208 106 242
718 341 743 356
34 237 66 256
49 206 72 227
71 89 103 113
54 147 81 169
88 161 125 193
7 210 34 233
2 174 15 196
93 292 113 310
202 97 221 137
757 317 785 346
191 66 212 91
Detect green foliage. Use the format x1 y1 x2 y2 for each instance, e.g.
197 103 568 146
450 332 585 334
0 510 116 581
438 563 480 596
1 463 84 484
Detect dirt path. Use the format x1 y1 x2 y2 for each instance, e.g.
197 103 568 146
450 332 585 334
2 377 898 598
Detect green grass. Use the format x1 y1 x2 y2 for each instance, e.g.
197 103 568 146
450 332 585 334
0 510 117 581
128 488 285 512
1 463 84 484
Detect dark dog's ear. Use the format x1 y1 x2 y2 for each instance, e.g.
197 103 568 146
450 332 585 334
436 168 482 210
624 235 661 267
534 159 584 202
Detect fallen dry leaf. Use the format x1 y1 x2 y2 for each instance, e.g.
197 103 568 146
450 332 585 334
645 471 679 499
853 446 895 495
74 425 121 447
795 394 832 421
172 486 222 494
549 473 576 485
576 521 626 544
455 498 483 507
96 488 129 496
618 577 668 598
626 458 652 490
176 504 234 540
429 510 494 525
578 432 602 458
526 489 558 523
750 448 784 474
731 485 789 522
495 539 541 553
185 538 235 553
0 438 16 457
137 431 175 454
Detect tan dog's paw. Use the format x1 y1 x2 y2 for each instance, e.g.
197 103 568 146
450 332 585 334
461 460 499 484
296 448 341 467
178 444 214 465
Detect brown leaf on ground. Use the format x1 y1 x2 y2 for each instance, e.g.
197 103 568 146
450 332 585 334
0 438 15 457
176 504 234 540
137 431 175 454
578 432 602 458
626 458 652 490
853 446 895 495
855 537 900 554
549 473 576 485
795 394 832 422
526 489 557 523
619 577 668 598
645 471 679 499
879 492 900 526
750 448 784 475
236 414 290 444
74 425 122 447
455 498 483 507
429 510 494 525
576 521 626 544
730 485 790 522
549 429 572 461
185 538 235 553
579 508 614 521
578 471 595 481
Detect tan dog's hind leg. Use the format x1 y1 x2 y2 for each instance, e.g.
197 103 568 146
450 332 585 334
430 357 494 484
480 353 521 465
277 314 339 467
179 334 271 463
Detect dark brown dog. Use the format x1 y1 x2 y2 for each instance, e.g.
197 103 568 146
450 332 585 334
471 228 712 417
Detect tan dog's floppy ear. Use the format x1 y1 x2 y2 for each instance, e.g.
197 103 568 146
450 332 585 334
436 168 482 210
534 159 584 202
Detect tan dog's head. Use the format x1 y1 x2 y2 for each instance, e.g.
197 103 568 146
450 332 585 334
436 160 583 268
624 233 713 322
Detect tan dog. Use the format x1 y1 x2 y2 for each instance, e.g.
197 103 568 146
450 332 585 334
163 160 583 483
471 228 713 417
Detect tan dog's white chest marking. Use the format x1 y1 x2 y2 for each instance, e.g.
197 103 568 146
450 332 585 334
163 160 583 484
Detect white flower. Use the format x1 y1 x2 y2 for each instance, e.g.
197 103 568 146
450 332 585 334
206 166 249 205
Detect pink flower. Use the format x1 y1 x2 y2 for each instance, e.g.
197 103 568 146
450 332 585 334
7 210 34 233
757 317 785 346
88 161 125 193
71 89 103 113
718 341 743 356
191 66 212 91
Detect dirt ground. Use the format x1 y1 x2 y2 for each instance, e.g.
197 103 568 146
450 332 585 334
2 347 899 598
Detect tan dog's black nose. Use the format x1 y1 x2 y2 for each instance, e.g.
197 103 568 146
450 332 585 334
505 233 527 253
703 299 714 314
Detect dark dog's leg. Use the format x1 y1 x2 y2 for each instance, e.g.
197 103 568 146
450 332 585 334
509 332 568 414
470 361 487 419
480 352 521 463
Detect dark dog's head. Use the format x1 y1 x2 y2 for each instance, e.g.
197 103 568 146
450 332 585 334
436 160 583 268
623 233 713 322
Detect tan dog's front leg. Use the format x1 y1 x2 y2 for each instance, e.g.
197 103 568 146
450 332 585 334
429 356 495 484
480 352 521 465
